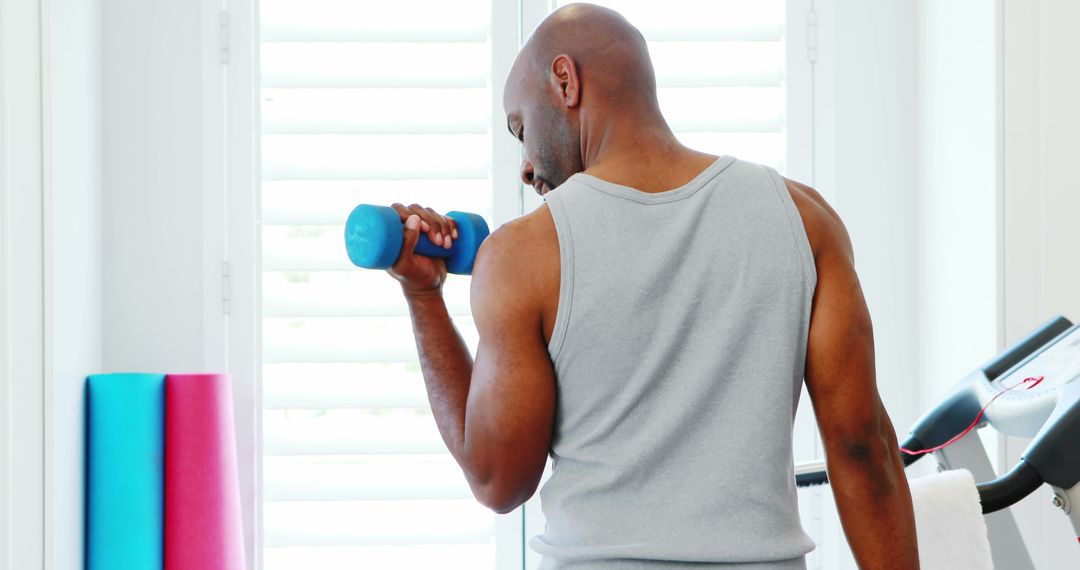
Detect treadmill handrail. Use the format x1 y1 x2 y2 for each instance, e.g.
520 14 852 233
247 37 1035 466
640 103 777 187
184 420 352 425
795 451 1045 515
981 315 1073 380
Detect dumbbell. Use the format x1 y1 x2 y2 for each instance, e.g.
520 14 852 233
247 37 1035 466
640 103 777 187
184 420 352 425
344 204 490 275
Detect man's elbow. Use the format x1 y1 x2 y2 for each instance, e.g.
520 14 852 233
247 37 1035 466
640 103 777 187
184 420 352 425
472 480 535 514
820 422 898 470
826 431 906 489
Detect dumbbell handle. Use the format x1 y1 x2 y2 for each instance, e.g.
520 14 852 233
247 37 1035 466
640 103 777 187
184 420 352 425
412 232 460 260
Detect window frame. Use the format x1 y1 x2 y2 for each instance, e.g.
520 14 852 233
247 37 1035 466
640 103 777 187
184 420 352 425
225 0 818 568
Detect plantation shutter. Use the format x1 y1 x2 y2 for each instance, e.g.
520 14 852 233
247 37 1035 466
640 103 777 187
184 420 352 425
259 0 500 568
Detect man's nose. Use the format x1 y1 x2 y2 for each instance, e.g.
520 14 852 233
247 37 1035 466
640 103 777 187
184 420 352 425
520 159 535 186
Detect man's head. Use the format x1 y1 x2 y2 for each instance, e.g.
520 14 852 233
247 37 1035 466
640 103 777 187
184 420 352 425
503 3 662 196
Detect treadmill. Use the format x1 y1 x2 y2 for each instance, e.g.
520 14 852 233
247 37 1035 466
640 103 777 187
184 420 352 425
795 316 1080 569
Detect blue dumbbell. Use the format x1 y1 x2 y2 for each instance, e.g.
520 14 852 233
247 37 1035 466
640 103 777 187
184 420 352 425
344 204 491 275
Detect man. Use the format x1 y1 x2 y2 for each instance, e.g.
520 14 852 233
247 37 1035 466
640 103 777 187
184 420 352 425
387 4 918 569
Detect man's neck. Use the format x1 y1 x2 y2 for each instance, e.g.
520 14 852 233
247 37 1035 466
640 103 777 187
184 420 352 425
581 123 718 194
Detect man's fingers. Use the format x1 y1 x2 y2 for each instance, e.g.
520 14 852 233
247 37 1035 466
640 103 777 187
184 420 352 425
391 203 453 248
400 214 422 258
404 203 442 245
425 207 454 249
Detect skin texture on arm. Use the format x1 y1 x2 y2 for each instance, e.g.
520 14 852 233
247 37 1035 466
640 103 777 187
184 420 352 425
387 204 558 514
786 178 920 569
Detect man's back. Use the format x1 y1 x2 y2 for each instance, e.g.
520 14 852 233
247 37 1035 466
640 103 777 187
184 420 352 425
395 5 918 568
529 156 817 568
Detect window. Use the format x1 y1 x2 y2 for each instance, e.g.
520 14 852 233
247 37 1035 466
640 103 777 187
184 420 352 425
259 1 506 568
256 1 811 569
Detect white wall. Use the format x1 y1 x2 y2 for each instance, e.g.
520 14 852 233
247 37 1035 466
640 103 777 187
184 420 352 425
808 3 919 567
1002 0 1080 567
42 0 105 567
102 0 227 374
814 0 919 435
913 0 1000 451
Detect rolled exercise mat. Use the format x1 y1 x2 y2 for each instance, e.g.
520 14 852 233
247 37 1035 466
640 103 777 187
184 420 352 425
165 373 246 570
86 373 165 570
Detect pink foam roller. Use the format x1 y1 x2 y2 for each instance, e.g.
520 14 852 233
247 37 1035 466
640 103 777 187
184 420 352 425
165 373 246 570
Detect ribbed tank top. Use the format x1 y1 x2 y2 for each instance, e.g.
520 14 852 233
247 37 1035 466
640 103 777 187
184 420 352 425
531 156 818 569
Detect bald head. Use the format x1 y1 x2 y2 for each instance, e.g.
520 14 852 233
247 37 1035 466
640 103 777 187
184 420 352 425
503 4 669 195
515 3 658 105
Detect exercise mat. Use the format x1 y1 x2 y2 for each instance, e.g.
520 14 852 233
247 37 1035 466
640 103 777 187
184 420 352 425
165 373 246 570
86 373 165 570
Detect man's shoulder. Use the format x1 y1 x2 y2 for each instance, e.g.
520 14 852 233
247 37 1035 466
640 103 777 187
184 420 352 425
479 204 557 260
470 205 560 304
782 177 854 262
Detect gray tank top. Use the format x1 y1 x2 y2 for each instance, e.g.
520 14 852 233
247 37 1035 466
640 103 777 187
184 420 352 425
531 156 818 569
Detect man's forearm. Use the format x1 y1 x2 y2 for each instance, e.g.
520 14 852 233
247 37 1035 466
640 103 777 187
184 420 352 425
827 431 919 569
404 289 474 466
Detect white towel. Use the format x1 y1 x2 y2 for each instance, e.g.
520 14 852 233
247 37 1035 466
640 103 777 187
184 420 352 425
908 469 994 569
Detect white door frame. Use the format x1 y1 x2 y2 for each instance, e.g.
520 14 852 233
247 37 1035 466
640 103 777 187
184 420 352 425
1 0 47 566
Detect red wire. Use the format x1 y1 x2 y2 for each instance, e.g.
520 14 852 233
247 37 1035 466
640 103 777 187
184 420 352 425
900 376 1045 456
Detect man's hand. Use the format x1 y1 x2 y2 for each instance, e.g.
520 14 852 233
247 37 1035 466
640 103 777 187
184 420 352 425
386 203 459 295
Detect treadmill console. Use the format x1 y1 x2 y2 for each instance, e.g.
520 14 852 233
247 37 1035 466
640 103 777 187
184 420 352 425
993 325 1080 396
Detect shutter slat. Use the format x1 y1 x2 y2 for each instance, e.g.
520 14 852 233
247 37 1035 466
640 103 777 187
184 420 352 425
660 87 783 133
261 226 352 271
261 134 489 180
264 456 470 501
263 271 472 319
264 499 493 547
641 28 780 42
261 0 488 43
585 0 782 36
264 410 448 455
261 43 489 89
651 42 783 88
264 545 493 570
263 364 430 409
261 88 488 135
262 316 478 364
263 362 431 407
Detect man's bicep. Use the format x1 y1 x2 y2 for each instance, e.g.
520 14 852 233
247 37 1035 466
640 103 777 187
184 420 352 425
463 235 555 508
804 219 886 451
467 326 555 475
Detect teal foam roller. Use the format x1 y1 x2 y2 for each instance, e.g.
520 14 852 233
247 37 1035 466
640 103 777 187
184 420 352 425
344 204 490 275
86 373 164 570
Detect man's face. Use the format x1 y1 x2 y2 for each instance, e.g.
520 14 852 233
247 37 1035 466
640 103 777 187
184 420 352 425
504 66 584 197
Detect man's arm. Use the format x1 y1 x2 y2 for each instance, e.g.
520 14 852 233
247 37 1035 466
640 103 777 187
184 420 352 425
388 206 555 513
786 180 920 569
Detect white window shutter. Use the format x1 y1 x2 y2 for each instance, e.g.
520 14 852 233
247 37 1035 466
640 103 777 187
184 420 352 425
260 0 499 568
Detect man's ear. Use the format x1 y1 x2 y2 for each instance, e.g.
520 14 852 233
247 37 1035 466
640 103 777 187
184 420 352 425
549 54 580 108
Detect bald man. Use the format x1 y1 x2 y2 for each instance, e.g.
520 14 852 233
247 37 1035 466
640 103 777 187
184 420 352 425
388 4 918 569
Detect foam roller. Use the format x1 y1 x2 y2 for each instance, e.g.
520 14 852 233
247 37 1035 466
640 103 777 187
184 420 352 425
86 373 165 570
344 204 490 275
165 373 246 570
